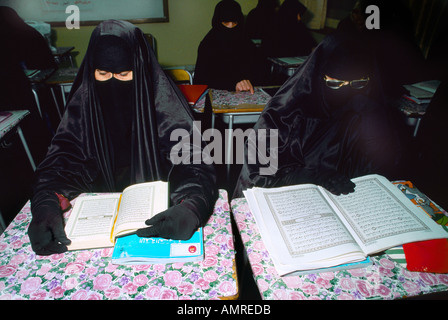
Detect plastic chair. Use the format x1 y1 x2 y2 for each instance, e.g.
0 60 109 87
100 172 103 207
165 69 193 85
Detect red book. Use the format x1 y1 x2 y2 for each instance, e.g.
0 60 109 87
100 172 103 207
177 85 208 105
403 238 448 273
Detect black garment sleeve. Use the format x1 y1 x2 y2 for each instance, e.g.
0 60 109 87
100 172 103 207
169 162 218 227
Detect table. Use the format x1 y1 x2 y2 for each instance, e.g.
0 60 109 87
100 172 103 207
27 68 56 119
0 111 36 172
268 56 307 77
53 46 75 67
0 190 239 300
46 67 78 119
395 96 429 138
231 181 448 300
193 88 272 180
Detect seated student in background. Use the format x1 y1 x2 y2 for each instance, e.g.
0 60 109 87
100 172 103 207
336 0 431 99
233 35 412 198
0 6 57 162
28 20 218 256
246 0 280 41
412 28 448 210
262 0 316 58
194 0 258 94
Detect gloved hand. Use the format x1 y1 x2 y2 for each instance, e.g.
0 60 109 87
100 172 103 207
316 171 356 196
136 200 200 240
28 204 71 255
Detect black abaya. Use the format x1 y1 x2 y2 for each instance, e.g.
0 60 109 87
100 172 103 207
193 0 258 90
29 20 218 255
234 35 411 198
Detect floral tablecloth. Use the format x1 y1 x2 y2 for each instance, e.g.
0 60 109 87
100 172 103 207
231 181 448 300
192 88 271 114
0 190 238 300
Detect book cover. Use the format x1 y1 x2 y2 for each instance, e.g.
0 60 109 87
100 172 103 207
177 84 208 105
286 257 373 277
403 239 448 273
111 228 204 265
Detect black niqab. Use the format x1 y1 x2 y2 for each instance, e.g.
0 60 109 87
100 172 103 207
93 35 134 189
246 0 280 40
262 0 316 57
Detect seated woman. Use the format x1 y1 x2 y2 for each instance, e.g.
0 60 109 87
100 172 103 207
194 0 258 94
233 34 412 198
28 20 218 255
246 0 280 41
0 6 57 162
262 0 316 58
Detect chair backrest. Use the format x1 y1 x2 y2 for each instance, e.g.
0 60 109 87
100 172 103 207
165 69 193 85
144 33 157 59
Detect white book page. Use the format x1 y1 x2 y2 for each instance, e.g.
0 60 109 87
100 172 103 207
245 184 365 275
65 194 121 249
113 181 168 237
324 174 448 254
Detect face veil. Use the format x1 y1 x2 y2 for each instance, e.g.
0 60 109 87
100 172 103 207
92 35 134 187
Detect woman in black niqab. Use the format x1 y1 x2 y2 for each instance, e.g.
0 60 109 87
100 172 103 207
246 0 280 40
0 6 57 162
262 0 316 58
193 0 258 92
233 35 411 198
29 20 218 255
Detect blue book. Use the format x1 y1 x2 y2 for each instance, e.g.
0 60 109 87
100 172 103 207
111 228 204 265
285 257 373 277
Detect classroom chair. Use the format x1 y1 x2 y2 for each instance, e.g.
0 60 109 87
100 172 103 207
144 33 157 59
165 69 193 85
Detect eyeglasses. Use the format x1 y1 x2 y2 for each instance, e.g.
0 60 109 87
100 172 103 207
324 75 370 90
94 69 133 81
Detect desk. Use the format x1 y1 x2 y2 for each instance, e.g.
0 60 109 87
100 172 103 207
0 190 238 300
0 111 36 172
206 89 272 180
396 80 440 138
231 181 448 300
27 68 56 119
395 96 429 138
53 47 75 67
268 56 307 78
46 67 78 119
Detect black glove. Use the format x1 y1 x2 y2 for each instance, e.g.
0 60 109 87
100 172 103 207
316 171 356 196
136 200 201 240
28 204 71 255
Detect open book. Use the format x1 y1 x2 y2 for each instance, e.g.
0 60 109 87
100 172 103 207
64 181 168 251
244 174 447 276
